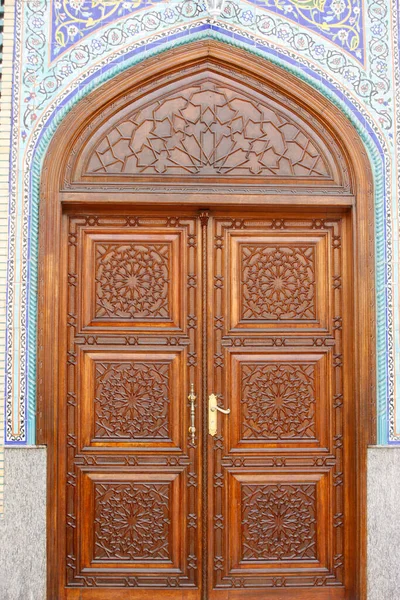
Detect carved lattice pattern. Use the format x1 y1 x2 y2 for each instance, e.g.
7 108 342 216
241 483 317 561
86 82 330 178
94 482 171 560
241 362 316 440
241 244 316 320
94 361 170 439
95 242 170 319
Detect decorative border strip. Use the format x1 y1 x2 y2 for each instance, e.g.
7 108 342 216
387 0 400 442
49 0 366 65
0 0 16 514
21 0 392 131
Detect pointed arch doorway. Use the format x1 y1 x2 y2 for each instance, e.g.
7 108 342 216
37 41 375 600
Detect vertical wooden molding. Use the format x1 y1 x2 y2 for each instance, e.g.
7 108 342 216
199 209 209 600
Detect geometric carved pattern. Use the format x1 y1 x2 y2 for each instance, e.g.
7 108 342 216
241 483 317 561
94 482 171 560
94 361 170 439
241 362 316 440
211 216 345 588
63 215 199 587
241 244 316 320
86 82 331 178
95 243 170 319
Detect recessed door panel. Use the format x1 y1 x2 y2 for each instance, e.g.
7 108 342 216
79 471 183 570
228 230 332 332
229 471 330 572
80 228 186 331
80 350 185 448
228 351 330 451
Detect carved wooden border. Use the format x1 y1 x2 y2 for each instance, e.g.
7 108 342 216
37 40 375 600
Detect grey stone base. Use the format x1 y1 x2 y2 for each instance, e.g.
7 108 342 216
0 446 399 599
367 447 400 600
0 447 46 600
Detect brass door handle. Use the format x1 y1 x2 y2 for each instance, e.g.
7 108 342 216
209 393 230 436
188 383 196 444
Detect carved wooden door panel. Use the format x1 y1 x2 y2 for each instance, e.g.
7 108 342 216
62 213 202 599
208 214 354 599
61 209 354 599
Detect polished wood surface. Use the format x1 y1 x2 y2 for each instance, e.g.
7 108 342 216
64 216 202 594
37 41 375 600
207 214 353 597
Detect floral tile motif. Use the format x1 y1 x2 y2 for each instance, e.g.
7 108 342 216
26 0 391 135
51 0 364 64
242 0 364 62
51 0 167 60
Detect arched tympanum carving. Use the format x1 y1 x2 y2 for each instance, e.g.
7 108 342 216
66 66 350 191
86 82 330 178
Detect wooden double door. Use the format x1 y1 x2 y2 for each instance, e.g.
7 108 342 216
58 207 355 599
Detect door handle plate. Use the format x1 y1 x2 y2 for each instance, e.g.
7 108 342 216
209 393 230 436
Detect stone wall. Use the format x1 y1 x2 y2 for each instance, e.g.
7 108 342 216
1 447 399 599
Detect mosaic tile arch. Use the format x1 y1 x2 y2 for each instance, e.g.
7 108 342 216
50 0 365 64
4 0 399 450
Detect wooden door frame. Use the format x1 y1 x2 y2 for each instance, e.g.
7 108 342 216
37 40 375 600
